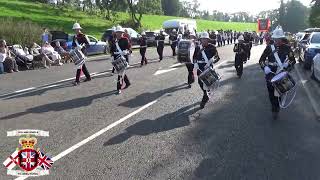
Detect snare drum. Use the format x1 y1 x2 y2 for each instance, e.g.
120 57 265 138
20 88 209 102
69 49 85 67
111 56 128 73
271 71 296 96
177 40 195 63
199 68 221 88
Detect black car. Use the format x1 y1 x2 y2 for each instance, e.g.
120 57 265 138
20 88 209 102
101 28 140 46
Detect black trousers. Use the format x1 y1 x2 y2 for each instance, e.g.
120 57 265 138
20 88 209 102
140 48 147 65
265 72 280 112
235 54 244 76
186 63 194 85
218 41 222 47
171 43 177 56
157 46 164 60
197 64 210 104
76 63 91 83
117 74 130 90
234 38 237 43
222 39 225 46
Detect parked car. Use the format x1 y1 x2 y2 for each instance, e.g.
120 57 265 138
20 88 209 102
312 53 320 81
145 31 157 46
299 32 320 70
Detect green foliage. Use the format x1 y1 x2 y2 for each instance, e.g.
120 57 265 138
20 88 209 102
310 0 320 27
0 17 43 46
0 0 256 46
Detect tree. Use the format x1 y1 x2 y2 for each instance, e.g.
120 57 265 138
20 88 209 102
279 0 286 26
161 0 180 16
310 0 320 27
285 0 308 32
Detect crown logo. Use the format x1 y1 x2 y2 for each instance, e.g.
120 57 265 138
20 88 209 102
19 135 37 149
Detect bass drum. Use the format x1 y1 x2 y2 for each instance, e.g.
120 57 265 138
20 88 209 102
177 40 195 63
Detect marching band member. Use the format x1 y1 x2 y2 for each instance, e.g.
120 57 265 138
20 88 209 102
185 32 198 88
193 32 220 109
259 26 296 119
233 35 248 78
155 30 166 62
169 29 178 56
110 26 131 94
139 32 148 66
72 22 92 86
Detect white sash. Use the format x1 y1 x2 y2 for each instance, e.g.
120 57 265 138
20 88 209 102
200 45 210 66
271 45 283 70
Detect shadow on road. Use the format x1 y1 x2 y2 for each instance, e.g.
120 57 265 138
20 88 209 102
0 90 117 120
104 103 201 146
118 83 189 108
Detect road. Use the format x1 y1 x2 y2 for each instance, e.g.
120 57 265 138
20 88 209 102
0 44 320 180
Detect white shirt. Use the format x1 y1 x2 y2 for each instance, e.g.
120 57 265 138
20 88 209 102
0 52 7 63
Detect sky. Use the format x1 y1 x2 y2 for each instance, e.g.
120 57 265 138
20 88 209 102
196 0 311 15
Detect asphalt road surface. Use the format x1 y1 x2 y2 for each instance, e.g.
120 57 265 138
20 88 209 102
0 44 320 180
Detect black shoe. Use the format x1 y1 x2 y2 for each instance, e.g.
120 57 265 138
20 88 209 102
84 78 91 82
124 83 131 89
73 81 80 86
188 84 192 88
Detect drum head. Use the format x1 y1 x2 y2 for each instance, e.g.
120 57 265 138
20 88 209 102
271 72 287 83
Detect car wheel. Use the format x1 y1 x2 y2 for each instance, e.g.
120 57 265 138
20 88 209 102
311 62 316 79
304 61 311 70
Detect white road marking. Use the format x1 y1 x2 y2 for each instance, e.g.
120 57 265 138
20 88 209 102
170 63 183 68
295 66 320 118
14 100 158 180
154 68 178 76
14 87 36 93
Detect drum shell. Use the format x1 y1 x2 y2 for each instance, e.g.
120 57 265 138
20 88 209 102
177 40 195 63
271 72 296 96
70 49 86 66
199 68 220 88
112 56 128 73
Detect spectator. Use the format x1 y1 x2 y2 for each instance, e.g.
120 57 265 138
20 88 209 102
54 41 70 63
30 43 52 68
0 40 19 73
41 28 51 44
41 42 63 67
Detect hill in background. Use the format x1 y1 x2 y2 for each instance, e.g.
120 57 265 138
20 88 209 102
0 0 256 44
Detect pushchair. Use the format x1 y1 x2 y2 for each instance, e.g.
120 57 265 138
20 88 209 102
9 45 34 70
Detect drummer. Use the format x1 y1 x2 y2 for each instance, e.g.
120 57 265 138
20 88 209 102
259 26 296 119
193 32 220 109
110 25 131 95
169 29 178 56
72 22 92 86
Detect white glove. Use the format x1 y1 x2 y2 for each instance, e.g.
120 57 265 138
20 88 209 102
76 45 82 50
283 62 289 68
123 50 129 55
264 66 272 75
193 63 199 70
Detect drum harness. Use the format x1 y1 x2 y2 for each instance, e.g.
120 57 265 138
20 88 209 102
73 39 86 69
270 45 297 109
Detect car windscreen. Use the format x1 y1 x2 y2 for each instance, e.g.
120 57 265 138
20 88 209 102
302 33 311 41
146 32 155 36
311 33 320 43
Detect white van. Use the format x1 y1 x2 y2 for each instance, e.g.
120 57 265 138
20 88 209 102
162 19 197 34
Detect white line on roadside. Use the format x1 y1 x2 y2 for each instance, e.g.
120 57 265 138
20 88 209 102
14 100 158 180
14 87 36 93
295 66 320 118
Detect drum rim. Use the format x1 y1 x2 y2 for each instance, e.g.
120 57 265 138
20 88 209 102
271 71 288 82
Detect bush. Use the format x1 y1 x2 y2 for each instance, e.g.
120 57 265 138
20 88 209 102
0 18 43 47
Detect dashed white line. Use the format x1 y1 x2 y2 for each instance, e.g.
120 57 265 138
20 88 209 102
14 100 158 180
